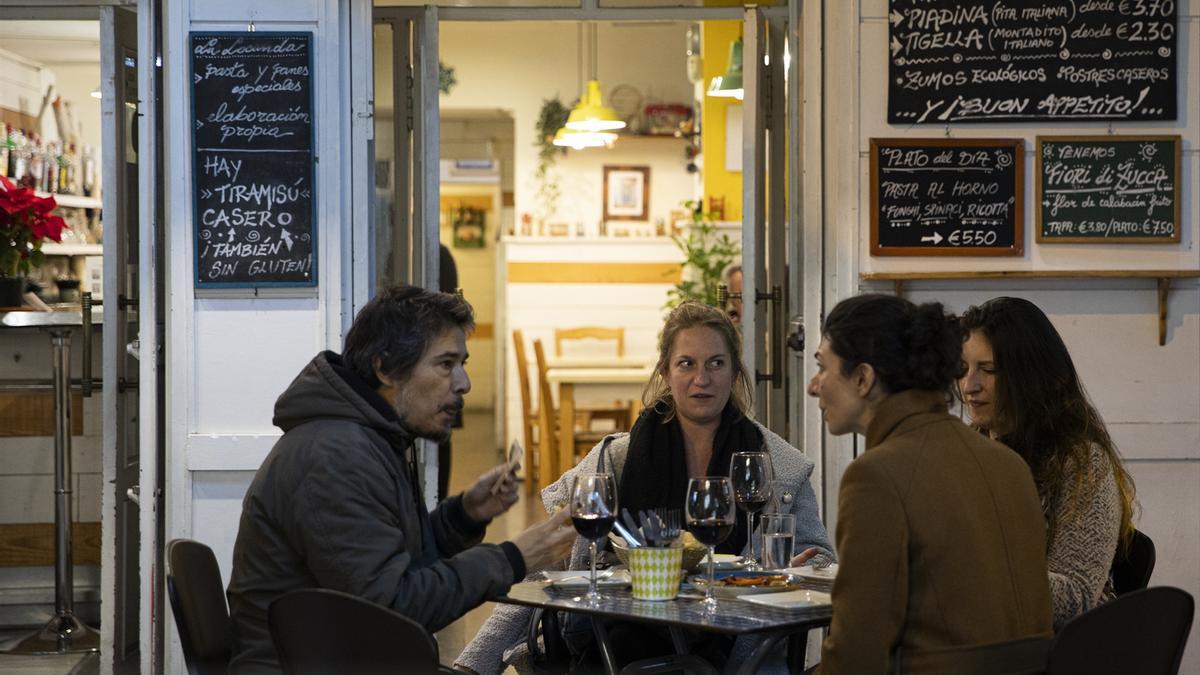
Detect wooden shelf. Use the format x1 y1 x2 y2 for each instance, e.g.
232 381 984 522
34 192 101 210
861 270 1200 347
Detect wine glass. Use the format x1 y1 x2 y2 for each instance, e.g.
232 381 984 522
730 451 774 571
684 476 736 612
569 473 618 606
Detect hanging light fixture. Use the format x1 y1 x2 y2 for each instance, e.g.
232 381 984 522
552 126 616 149
565 23 626 133
707 37 744 100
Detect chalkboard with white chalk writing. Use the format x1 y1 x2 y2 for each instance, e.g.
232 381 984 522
1036 135 1180 243
190 32 316 288
870 138 1024 257
888 0 1177 124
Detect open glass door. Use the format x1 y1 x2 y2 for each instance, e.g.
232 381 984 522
366 6 442 506
99 0 162 670
371 7 441 296
741 7 792 435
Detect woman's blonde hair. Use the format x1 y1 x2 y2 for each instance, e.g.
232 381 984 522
641 302 754 421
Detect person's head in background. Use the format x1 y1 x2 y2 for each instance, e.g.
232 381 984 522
643 301 754 427
807 294 962 436
958 296 1136 544
343 285 474 442
723 264 743 324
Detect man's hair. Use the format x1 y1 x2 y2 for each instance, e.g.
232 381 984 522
343 285 474 388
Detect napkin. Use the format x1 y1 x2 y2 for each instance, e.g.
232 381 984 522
783 563 839 581
543 569 632 588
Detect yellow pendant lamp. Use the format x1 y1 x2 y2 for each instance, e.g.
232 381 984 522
552 126 616 150
565 24 626 135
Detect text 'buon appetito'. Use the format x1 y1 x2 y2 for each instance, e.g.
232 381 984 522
871 139 1023 256
888 0 1177 123
190 32 316 287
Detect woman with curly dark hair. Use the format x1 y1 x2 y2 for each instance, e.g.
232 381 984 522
809 294 1051 674
959 296 1137 630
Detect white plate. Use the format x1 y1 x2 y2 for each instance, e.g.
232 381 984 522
711 554 745 571
786 563 839 582
543 569 632 588
740 589 832 609
689 573 804 598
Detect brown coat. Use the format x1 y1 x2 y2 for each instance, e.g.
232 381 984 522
818 390 1053 674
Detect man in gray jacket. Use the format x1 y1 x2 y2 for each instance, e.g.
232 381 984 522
227 285 575 673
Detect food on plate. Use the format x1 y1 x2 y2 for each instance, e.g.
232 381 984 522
721 574 790 587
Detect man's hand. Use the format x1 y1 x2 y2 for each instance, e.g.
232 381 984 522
462 462 519 523
510 509 577 573
790 547 820 567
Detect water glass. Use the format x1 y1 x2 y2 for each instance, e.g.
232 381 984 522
760 513 795 570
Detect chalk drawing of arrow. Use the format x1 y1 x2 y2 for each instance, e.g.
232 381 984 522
890 36 903 58
196 120 204 130
201 189 213 199
889 10 904 27
227 228 236 243
921 232 943 245
194 73 202 84
280 228 295 251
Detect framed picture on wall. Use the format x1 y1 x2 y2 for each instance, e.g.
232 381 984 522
603 165 650 221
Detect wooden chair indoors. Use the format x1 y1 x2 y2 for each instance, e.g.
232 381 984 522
533 338 609 486
553 326 633 431
511 329 540 496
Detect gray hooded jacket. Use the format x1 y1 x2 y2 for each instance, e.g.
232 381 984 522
226 351 518 673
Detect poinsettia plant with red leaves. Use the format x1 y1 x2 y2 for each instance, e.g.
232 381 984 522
0 175 68 278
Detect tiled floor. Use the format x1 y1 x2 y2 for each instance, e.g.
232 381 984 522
435 410 539 672
0 410 524 674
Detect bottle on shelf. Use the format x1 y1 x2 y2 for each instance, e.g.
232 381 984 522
0 124 10 178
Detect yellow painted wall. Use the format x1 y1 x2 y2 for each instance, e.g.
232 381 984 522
701 20 742 222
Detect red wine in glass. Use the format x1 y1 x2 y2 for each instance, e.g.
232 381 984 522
730 451 774 571
684 477 736 612
569 473 617 605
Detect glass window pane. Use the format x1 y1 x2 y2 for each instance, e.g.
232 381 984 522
376 0 580 8
598 0 782 7
373 22 399 293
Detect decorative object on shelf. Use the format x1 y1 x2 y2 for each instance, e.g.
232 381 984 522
607 84 643 132
603 165 650 223
0 175 68 305
666 200 740 309
708 37 744 100
644 103 694 137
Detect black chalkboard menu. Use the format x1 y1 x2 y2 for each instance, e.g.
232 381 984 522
870 138 1024 257
190 32 316 288
888 0 1177 124
1037 135 1181 244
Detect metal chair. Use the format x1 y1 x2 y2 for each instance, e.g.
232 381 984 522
165 538 232 675
1111 528 1156 595
269 588 453 674
1046 587 1194 675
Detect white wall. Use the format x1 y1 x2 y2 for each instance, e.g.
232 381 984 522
823 1 1200 669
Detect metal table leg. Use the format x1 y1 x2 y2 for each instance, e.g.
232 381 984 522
591 618 620 675
9 327 99 655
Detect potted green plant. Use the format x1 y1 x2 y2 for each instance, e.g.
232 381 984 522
532 97 570 228
0 176 68 307
665 200 740 308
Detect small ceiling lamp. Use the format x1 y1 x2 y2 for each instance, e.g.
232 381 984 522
707 37 744 100
564 24 626 134
552 127 616 150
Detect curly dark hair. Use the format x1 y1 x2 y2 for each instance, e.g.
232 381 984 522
822 294 964 398
959 296 1136 550
343 285 475 388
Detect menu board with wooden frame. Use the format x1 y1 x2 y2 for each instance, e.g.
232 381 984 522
1036 135 1182 244
870 138 1024 257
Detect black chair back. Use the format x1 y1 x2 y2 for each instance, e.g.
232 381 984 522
165 538 232 675
1111 528 1156 595
1047 587 1194 675
269 588 442 674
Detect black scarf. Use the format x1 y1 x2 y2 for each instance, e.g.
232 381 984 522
614 402 763 555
